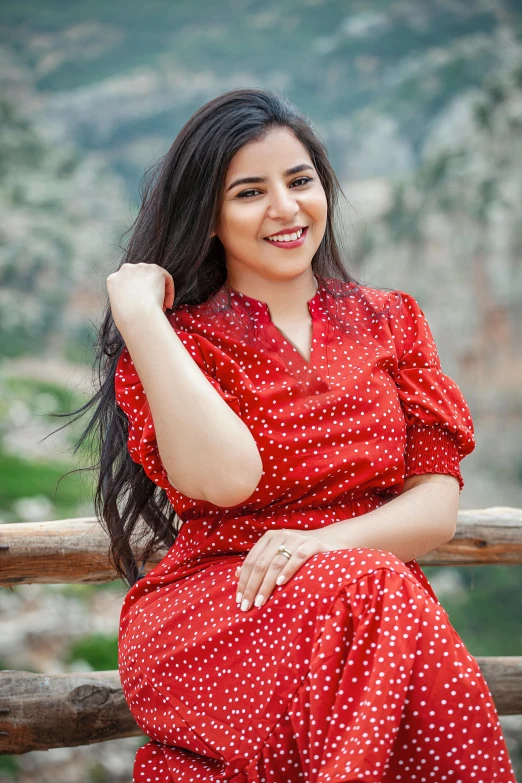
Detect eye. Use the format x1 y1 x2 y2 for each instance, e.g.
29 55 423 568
236 176 314 199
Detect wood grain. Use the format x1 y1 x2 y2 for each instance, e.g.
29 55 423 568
1 507 521 585
1 658 521 753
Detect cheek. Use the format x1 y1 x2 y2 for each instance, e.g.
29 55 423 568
223 205 260 237
305 193 328 238
304 189 327 215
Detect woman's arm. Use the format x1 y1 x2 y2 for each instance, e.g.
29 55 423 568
315 474 460 563
117 304 263 506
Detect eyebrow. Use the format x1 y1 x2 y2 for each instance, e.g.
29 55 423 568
226 163 315 192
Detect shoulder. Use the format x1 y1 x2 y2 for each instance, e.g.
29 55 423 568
168 287 255 350
166 298 244 370
326 278 402 313
347 281 424 316
168 299 224 341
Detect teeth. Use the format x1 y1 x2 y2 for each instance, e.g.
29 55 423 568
267 227 304 242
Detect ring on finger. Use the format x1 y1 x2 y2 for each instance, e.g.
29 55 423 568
274 544 292 584
276 544 292 560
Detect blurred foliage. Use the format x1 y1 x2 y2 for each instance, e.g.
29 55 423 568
424 565 522 656
3 376 87 421
0 89 124 361
0 452 86 516
63 321 100 366
0 755 19 778
0 376 95 521
64 632 119 671
44 581 128 600
0 0 518 192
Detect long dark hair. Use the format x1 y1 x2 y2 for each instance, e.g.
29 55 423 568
48 87 392 591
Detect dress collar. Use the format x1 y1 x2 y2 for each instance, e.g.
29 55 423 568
222 275 326 324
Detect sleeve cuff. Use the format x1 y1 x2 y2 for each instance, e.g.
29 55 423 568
404 424 464 491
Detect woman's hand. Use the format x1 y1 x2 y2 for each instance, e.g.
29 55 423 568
234 528 334 612
107 262 175 329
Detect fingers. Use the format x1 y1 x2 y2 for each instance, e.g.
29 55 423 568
236 540 318 612
235 534 274 610
162 270 175 311
236 553 288 612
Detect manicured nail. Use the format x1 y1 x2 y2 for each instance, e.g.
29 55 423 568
276 574 286 585
254 594 265 608
241 598 250 612
236 591 242 605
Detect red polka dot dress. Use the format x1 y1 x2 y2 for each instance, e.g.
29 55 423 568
115 277 516 782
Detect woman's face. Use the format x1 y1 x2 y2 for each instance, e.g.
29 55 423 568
214 127 328 287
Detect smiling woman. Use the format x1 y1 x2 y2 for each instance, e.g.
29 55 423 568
212 126 328 324
53 87 516 781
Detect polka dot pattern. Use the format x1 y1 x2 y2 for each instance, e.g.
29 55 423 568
121 549 515 781
115 278 515 780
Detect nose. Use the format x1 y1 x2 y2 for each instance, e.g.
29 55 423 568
266 184 300 221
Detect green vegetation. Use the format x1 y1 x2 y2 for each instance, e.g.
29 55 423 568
0 451 87 517
0 376 94 521
0 756 19 778
424 565 522 656
64 632 119 671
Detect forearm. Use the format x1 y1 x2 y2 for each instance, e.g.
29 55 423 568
117 306 262 505
317 478 460 563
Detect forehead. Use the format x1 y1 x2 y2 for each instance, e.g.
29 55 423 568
226 129 311 178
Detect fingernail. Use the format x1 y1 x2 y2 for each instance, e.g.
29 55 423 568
254 594 265 608
241 598 250 612
276 574 286 585
236 592 242 605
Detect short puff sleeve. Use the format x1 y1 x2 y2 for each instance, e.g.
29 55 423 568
114 330 242 491
387 289 476 491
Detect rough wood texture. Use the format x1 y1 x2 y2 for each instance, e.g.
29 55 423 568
0 670 145 754
1 658 521 754
1 507 521 585
422 507 522 565
0 517 170 586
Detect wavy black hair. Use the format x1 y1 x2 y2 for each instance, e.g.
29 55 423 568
48 87 393 591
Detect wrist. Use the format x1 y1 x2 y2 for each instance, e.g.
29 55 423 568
113 301 165 335
302 526 345 553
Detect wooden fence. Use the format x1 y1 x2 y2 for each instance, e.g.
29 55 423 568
1 506 521 754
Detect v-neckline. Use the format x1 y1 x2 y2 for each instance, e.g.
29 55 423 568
224 277 321 362
223 276 330 394
269 317 314 369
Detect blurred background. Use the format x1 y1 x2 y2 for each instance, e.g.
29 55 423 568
1 0 521 780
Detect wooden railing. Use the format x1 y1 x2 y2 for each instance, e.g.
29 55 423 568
1 506 521 754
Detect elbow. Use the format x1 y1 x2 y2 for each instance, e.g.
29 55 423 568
166 447 263 507
205 478 259 508
166 475 258 507
206 452 263 508
439 503 458 543
443 514 458 543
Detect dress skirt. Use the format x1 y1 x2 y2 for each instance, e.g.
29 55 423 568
119 546 516 782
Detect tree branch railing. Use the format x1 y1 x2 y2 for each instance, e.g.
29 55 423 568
1 507 521 754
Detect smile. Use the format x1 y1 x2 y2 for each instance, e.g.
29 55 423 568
265 227 305 242
263 227 308 248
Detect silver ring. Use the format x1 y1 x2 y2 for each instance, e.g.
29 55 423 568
275 544 292 560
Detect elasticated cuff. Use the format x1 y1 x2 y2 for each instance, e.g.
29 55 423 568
404 424 464 491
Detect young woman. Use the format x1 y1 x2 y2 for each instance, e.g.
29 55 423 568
97 88 516 781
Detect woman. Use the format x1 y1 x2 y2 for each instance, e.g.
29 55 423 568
100 89 516 781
